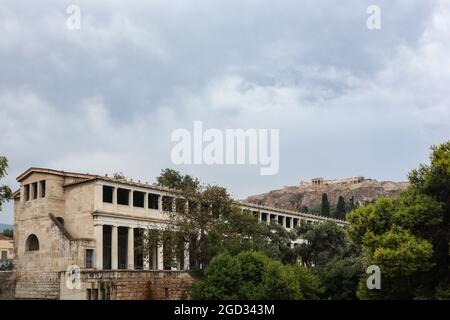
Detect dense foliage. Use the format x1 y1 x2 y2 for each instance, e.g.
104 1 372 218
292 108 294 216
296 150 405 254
348 141 450 299
192 251 322 300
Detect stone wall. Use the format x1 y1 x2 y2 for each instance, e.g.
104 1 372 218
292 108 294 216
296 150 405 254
0 271 16 300
15 271 60 299
60 270 195 300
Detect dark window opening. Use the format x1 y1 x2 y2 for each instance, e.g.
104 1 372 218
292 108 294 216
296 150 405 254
118 227 128 269
32 182 38 200
40 180 46 198
293 218 299 228
25 234 39 251
117 188 130 205
162 196 173 212
252 211 259 219
103 186 114 203
286 217 291 228
270 214 276 223
103 225 112 270
85 249 94 268
278 216 284 225
148 193 159 209
24 185 30 201
261 212 267 222
134 228 144 269
133 191 145 208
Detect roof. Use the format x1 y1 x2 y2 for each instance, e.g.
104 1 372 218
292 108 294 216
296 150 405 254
15 167 349 225
17 167 97 182
0 235 13 241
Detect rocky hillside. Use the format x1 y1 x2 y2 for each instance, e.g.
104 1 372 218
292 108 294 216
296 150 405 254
244 178 409 214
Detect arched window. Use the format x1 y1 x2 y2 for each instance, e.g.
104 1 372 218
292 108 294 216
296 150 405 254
25 234 40 251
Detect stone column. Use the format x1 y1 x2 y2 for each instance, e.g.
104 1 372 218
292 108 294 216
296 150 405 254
184 242 190 270
20 185 25 203
113 187 117 209
130 191 134 212
111 226 118 270
157 241 164 270
127 227 134 270
94 225 103 270
144 193 148 214
158 195 162 211
36 182 41 200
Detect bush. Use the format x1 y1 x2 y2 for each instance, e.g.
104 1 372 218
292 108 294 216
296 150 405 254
192 251 322 300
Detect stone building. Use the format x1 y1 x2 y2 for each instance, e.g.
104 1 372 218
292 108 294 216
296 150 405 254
0 235 14 261
10 167 346 300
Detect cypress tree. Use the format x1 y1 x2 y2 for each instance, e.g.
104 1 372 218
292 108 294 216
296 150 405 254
321 193 330 217
336 196 346 219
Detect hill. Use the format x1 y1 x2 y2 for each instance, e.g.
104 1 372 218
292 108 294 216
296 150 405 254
0 223 13 233
244 177 409 215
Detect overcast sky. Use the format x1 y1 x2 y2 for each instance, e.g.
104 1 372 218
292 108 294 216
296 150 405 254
1 0 449 224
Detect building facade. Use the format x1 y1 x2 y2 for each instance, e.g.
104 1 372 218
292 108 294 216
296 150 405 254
12 167 346 300
0 235 14 261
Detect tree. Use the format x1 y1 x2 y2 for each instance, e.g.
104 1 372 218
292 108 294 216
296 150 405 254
0 156 12 213
293 221 358 268
335 196 346 220
192 251 322 300
348 141 450 299
112 172 127 180
321 193 330 217
293 221 363 299
156 168 199 191
191 252 241 299
1 228 13 238
347 196 358 212
317 256 363 300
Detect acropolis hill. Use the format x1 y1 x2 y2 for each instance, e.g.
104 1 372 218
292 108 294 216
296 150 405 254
245 177 409 212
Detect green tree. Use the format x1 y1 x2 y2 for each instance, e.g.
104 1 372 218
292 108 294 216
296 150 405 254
1 228 13 238
192 251 322 300
335 196 346 220
293 221 363 299
0 156 12 213
348 141 450 299
317 256 363 300
156 168 199 192
112 172 127 180
321 193 330 217
347 196 358 212
191 252 241 299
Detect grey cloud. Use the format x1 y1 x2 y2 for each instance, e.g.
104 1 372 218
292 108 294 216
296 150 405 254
0 0 448 224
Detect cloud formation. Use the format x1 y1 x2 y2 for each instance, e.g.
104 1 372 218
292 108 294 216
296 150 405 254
1 0 449 223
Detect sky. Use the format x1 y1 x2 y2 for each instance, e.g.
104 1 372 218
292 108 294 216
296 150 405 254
1 0 449 224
